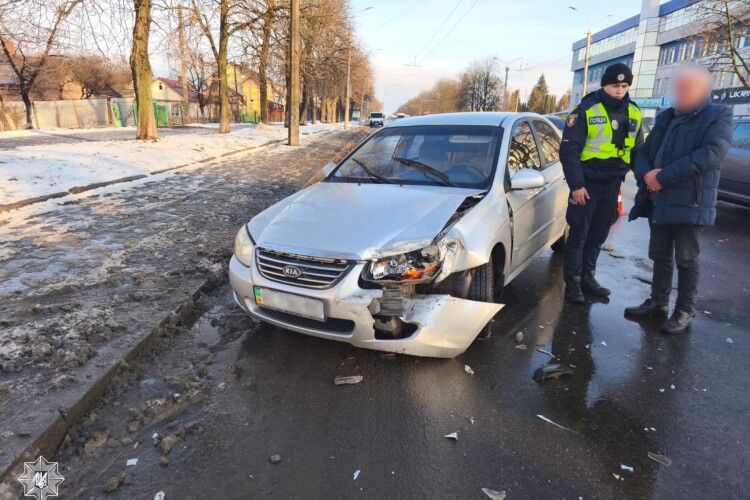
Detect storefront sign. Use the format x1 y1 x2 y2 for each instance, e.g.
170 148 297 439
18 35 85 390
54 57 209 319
711 87 750 105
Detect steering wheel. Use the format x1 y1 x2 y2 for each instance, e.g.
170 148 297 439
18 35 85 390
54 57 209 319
446 163 485 182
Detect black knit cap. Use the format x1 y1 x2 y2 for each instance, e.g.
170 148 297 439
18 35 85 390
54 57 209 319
601 63 633 87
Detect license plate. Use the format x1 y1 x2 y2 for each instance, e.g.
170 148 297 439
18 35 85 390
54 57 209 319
253 287 326 322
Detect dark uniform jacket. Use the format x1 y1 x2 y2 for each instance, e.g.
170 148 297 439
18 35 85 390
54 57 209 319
560 89 644 190
630 103 733 226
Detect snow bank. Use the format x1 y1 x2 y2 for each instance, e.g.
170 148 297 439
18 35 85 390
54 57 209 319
0 122 337 206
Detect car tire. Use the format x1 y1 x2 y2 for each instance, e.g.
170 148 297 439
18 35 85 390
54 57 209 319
551 226 568 253
467 260 503 338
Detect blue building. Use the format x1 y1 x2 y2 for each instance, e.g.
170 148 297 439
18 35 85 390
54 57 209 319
571 0 750 121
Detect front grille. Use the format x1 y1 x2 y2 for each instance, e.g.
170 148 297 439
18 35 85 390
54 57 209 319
255 247 352 289
255 307 355 335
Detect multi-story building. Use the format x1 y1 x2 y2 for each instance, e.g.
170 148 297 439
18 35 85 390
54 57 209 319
570 0 750 123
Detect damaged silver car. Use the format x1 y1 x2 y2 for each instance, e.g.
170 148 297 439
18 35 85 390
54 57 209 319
229 112 569 357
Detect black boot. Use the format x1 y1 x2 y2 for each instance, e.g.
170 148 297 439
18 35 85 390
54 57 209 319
661 310 694 335
581 273 610 297
624 298 669 318
565 277 585 304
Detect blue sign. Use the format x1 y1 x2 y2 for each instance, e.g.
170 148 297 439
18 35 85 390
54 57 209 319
634 96 671 108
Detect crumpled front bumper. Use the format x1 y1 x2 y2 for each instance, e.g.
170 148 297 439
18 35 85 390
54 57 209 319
228 255 502 358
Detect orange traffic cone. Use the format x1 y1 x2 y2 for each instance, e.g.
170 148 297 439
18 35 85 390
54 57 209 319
618 190 626 216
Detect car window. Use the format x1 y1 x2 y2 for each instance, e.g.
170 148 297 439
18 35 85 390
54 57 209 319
733 122 750 149
507 121 541 175
533 120 561 166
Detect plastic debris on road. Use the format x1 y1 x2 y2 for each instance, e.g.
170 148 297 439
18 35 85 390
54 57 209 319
269 454 282 464
600 341 608 347
727 338 734 344
648 452 672 466
514 331 523 343
126 458 138 466
482 488 506 500
620 464 634 473
334 375 363 385
515 344 527 350
464 365 475 376
533 363 574 383
535 347 557 359
353 469 361 480
154 492 165 500
444 432 458 441
536 414 577 433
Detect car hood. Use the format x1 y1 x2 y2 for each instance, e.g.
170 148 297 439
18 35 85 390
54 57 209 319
248 182 484 260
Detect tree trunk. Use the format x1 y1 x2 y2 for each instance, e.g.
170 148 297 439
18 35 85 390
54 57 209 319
287 0 300 145
299 84 307 125
21 90 33 129
217 0 230 133
131 0 157 140
310 92 317 124
258 15 272 124
284 56 291 128
177 6 190 124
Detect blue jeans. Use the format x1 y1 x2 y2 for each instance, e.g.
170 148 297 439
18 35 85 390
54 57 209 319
649 222 701 313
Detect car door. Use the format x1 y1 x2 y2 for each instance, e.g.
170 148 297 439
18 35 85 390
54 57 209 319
720 121 750 202
531 119 569 243
505 120 549 273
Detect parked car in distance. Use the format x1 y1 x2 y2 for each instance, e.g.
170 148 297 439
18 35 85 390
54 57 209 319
719 118 750 206
368 112 385 127
395 113 406 119
229 112 569 358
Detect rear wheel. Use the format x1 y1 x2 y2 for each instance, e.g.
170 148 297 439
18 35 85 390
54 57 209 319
551 226 569 253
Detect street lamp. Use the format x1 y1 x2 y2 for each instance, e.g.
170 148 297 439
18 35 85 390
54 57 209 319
493 56 522 111
344 6 374 129
569 6 592 97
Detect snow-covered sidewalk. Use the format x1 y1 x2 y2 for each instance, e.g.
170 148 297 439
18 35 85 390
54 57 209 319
0 122 338 207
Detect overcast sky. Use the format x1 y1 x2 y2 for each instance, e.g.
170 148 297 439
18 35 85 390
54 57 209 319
351 0 641 112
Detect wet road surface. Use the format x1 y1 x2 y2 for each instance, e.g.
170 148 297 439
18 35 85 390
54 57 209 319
52 186 749 499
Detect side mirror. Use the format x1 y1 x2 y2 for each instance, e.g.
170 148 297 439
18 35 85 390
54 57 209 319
510 168 545 190
322 162 336 177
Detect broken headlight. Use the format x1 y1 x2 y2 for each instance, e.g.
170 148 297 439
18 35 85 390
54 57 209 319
233 225 254 266
365 245 441 283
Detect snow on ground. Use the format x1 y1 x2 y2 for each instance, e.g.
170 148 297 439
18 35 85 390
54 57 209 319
0 122 339 205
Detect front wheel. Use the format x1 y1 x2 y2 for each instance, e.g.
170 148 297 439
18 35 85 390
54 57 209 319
467 260 504 338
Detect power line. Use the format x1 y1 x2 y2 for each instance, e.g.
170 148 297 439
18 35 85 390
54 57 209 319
418 0 465 58
422 0 481 60
368 1 430 34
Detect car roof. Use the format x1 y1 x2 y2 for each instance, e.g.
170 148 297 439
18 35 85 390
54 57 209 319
384 111 544 128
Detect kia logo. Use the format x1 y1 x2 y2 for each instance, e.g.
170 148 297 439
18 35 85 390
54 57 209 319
282 265 302 278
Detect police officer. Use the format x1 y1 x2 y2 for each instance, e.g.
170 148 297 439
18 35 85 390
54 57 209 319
560 63 644 303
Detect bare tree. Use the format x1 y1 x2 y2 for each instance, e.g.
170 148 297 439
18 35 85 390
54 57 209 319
71 54 118 98
0 0 83 128
457 57 504 112
698 0 750 87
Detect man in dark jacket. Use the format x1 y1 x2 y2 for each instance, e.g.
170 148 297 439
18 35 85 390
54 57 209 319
625 65 733 334
560 63 644 303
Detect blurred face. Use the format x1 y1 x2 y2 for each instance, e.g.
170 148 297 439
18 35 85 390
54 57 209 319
602 83 629 100
673 69 711 113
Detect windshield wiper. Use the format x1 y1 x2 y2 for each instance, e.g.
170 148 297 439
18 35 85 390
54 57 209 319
351 158 395 184
392 156 456 187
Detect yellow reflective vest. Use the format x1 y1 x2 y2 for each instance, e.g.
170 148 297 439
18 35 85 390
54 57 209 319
580 101 642 164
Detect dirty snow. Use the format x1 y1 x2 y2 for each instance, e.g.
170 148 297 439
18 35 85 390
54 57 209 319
0 122 338 205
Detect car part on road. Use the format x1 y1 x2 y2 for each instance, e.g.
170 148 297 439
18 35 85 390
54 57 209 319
464 365 475 376
536 414 577 433
533 363 574 383
647 452 672 466
482 488 507 500
333 375 363 385
444 432 458 441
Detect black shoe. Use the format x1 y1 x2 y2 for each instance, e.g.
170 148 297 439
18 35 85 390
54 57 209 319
661 310 694 335
565 277 585 304
624 298 669 318
581 274 610 297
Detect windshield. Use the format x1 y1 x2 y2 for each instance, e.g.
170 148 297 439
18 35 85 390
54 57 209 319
370 112 383 118
328 125 500 188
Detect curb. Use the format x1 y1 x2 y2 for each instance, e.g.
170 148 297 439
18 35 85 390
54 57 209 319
0 138 289 214
0 268 226 484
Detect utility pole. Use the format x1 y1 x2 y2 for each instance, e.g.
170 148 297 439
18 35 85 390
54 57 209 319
177 5 189 123
288 0 300 145
344 46 351 129
570 6 592 97
504 66 509 109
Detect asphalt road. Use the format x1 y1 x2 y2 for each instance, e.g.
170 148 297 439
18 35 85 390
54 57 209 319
52 183 749 499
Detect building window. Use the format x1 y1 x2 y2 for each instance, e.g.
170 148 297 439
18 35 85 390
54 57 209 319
158 83 163 90
576 26 638 61
659 4 702 32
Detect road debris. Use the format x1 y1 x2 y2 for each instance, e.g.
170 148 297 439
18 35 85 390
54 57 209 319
535 347 557 359
154 492 165 500
464 365 475 376
620 464 634 473
648 452 672 466
126 458 138 466
269 454 282 464
536 414 576 433
602 242 615 252
704 310 712 315
670 384 676 390
444 432 458 441
726 338 734 344
612 473 623 481
515 344 527 350
333 375 363 385
481 487 507 500
533 363 574 383
152 432 161 446
600 341 607 347
514 331 523 343
353 469 361 480
103 474 127 493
